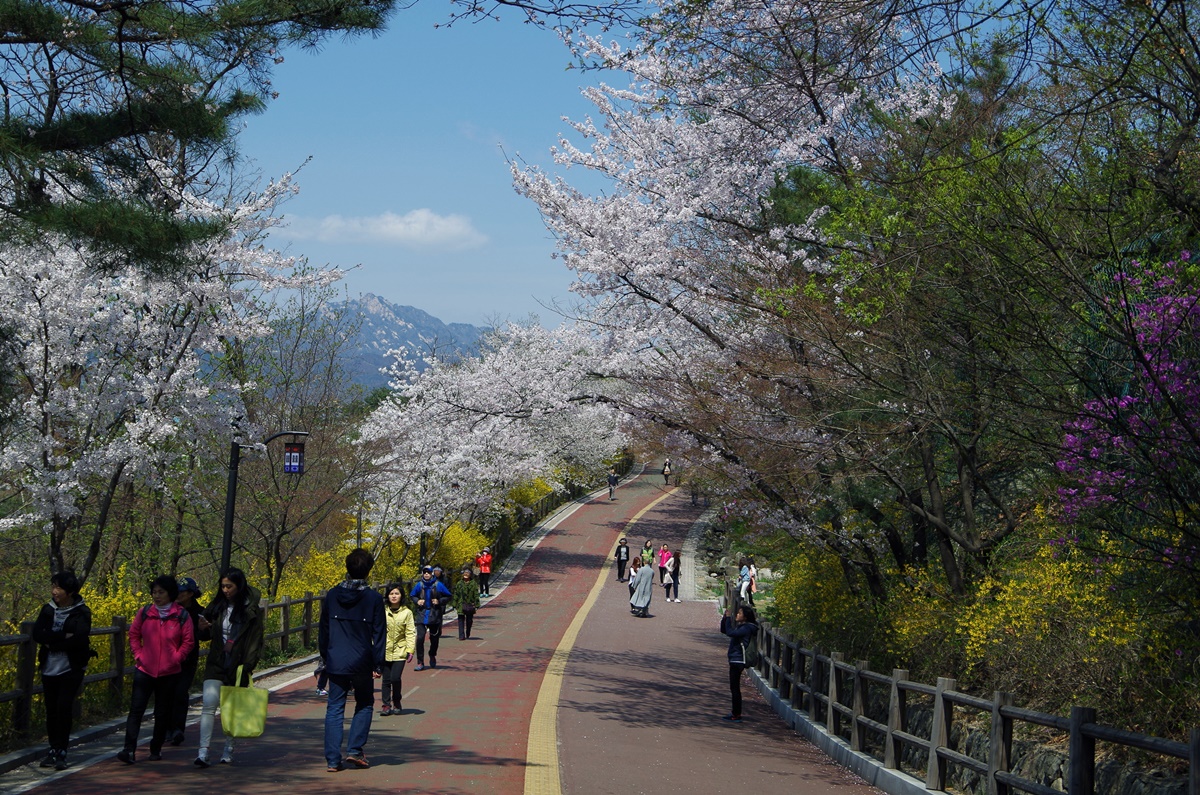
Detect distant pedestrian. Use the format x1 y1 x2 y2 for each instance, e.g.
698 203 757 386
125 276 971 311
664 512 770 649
320 548 386 772
614 537 630 582
669 550 682 602
662 458 672 485
314 656 329 696
118 575 195 765
630 558 654 618
410 565 452 670
33 570 95 771
380 584 415 716
607 467 619 499
738 558 752 605
194 567 264 768
747 558 758 607
640 539 654 567
662 550 681 603
168 577 204 747
453 568 481 640
475 547 493 597
719 604 759 722
658 543 671 584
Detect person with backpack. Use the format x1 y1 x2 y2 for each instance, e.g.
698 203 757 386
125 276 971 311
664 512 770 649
452 567 481 640
33 570 95 771
118 575 195 764
410 565 451 670
168 576 204 747
194 567 264 767
719 604 759 723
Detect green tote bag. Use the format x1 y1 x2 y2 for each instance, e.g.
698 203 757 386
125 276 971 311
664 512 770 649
220 665 269 738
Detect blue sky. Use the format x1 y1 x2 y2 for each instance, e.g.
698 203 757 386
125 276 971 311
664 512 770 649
238 5 615 326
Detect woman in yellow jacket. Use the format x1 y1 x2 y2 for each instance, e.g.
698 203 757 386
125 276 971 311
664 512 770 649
380 583 415 716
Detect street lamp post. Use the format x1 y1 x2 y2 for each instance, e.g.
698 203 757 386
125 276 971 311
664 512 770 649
220 430 309 573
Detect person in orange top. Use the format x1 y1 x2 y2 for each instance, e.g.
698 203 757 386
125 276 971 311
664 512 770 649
475 547 493 598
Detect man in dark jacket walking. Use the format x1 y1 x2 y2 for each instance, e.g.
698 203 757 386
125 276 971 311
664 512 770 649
320 548 385 772
409 565 452 670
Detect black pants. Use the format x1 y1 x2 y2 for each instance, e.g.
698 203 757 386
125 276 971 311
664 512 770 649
416 623 442 664
616 559 627 581
43 669 84 752
478 572 490 595
457 611 474 639
125 669 180 754
170 657 199 737
728 663 745 717
380 659 407 707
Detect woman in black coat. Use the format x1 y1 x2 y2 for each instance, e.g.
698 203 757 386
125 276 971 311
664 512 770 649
32 570 94 770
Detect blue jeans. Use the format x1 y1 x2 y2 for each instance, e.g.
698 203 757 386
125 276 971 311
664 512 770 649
324 673 374 766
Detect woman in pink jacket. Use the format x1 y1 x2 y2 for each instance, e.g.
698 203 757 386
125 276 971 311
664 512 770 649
117 575 195 764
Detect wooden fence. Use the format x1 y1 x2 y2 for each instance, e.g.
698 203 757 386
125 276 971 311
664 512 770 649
723 581 1200 795
0 591 323 741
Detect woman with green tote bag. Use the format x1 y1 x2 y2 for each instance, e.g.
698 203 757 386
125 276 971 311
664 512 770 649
193 568 264 767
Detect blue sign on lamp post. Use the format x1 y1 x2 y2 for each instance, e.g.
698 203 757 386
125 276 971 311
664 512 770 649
221 430 309 573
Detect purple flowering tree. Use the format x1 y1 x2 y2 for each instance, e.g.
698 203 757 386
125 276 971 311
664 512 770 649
1057 252 1200 598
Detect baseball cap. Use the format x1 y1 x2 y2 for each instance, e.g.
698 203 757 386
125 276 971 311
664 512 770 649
177 577 202 596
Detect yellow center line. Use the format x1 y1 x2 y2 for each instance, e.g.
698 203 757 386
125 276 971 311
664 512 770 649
523 488 678 795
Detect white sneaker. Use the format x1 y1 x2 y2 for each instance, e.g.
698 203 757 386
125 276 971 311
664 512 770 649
675 599 682 602
220 743 234 764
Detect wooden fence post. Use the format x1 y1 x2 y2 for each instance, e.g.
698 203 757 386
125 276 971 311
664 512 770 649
1069 706 1096 795
110 616 127 711
280 597 292 653
926 676 956 791
302 592 314 648
782 633 795 706
850 660 868 752
828 651 844 736
885 668 909 769
1188 728 1198 795
990 692 1014 795
807 648 820 721
13 620 35 737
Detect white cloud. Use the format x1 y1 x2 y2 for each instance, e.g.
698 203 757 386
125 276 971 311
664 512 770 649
286 209 488 249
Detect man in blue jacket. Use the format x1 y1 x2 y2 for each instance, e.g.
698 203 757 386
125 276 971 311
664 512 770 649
320 548 385 772
410 565 452 670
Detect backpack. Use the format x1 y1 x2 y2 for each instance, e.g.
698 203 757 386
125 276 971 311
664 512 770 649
741 633 760 667
140 605 189 626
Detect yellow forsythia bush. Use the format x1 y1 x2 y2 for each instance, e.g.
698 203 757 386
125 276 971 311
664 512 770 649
276 544 353 599
882 566 967 677
957 532 1151 710
773 542 891 659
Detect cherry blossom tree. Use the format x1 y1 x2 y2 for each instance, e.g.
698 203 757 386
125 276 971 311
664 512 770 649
359 322 625 556
0 171 343 580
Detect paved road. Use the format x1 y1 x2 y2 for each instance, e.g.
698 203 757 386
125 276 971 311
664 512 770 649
7 468 883 795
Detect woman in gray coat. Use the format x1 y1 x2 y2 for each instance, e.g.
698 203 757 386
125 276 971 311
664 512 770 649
629 559 654 617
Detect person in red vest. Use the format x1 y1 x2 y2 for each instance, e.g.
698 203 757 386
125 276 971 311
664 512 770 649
475 547 493 598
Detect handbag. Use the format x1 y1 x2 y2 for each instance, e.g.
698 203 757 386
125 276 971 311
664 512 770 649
220 665 268 738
